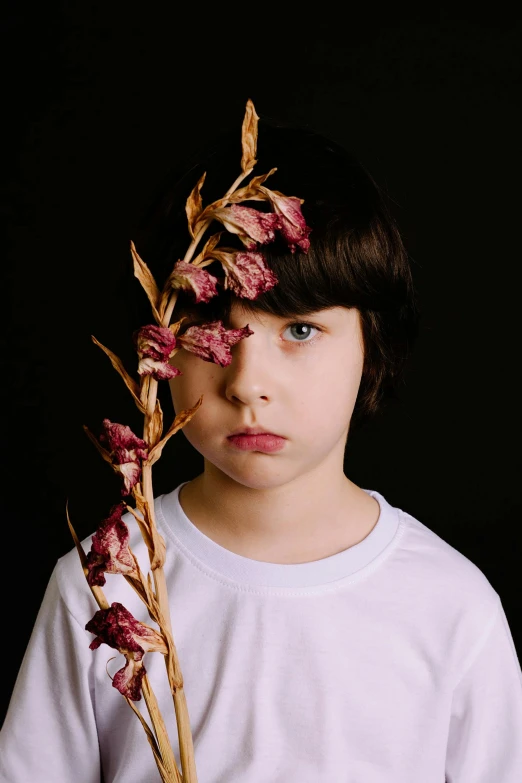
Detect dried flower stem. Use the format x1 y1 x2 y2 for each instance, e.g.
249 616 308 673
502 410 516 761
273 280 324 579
67 509 181 781
139 286 198 781
134 163 256 780
142 678 182 783
125 695 180 782
77 100 307 781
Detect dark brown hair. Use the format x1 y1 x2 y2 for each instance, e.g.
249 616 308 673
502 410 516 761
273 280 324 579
132 117 420 428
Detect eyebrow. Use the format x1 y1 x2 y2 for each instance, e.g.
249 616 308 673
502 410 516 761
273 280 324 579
233 307 337 321
182 306 338 325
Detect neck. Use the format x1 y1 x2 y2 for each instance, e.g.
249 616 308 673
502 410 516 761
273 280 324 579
178 459 380 564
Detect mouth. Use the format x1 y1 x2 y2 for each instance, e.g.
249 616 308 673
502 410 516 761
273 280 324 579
226 432 287 453
227 426 285 438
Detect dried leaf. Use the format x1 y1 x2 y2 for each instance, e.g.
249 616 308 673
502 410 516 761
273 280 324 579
66 502 88 569
146 397 164 448
228 168 277 203
140 374 151 407
66 502 109 610
141 679 182 782
147 395 204 467
191 231 223 267
125 703 175 783
126 504 154 553
130 242 162 324
83 425 112 464
185 172 207 239
150 529 167 571
133 486 148 516
130 490 166 570
169 316 188 338
191 195 227 237
241 99 259 174
91 335 146 414
123 571 148 606
158 286 171 323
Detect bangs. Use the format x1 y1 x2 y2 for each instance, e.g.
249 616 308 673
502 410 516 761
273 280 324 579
173 242 359 327
172 211 396 328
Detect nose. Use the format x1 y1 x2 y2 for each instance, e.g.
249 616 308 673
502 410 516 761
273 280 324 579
224 328 272 405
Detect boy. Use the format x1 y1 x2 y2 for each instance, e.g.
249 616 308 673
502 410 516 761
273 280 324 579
1 120 521 782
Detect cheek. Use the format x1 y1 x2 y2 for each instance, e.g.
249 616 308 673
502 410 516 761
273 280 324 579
308 349 364 421
168 354 219 414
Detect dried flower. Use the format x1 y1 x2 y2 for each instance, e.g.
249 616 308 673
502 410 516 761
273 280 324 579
177 321 254 367
86 503 137 587
267 192 311 252
135 325 181 381
202 249 278 299
168 259 220 303
210 204 280 249
100 419 149 495
228 177 312 253
86 602 167 700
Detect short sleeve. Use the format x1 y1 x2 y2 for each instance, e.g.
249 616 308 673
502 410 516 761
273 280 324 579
0 567 101 783
445 597 522 782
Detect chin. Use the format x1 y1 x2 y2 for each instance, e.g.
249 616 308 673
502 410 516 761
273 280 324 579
209 460 295 492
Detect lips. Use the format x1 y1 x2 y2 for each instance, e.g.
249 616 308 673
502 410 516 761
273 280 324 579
227 426 284 438
227 433 287 453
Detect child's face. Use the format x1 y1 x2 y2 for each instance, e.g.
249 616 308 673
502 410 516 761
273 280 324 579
168 300 365 489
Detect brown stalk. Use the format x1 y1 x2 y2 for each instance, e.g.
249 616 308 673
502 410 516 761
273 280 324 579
76 100 262 781
66 505 181 782
132 121 265 778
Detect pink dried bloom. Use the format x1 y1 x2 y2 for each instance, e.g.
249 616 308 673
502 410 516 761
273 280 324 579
177 321 254 368
220 251 279 299
86 602 167 701
211 204 280 249
112 659 146 701
266 193 311 253
169 260 219 303
117 462 142 495
134 324 181 381
100 419 149 495
86 503 137 587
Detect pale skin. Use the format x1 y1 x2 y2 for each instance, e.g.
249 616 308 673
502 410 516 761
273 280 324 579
168 299 380 565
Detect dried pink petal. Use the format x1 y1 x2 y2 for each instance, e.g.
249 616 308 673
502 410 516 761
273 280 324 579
86 503 137 587
220 251 279 299
117 462 142 495
168 260 220 303
100 420 148 460
86 602 167 701
100 420 149 495
137 356 182 380
210 204 280 249
86 602 167 656
112 657 146 701
264 192 311 253
135 325 176 360
134 325 181 380
177 321 254 368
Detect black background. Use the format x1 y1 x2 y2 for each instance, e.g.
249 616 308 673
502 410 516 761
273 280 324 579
1 5 520 724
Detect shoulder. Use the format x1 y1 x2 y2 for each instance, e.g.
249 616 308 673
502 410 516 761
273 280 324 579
399 507 496 593
393 504 501 664
54 505 154 621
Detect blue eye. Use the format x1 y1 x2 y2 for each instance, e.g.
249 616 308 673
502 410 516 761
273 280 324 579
283 322 321 346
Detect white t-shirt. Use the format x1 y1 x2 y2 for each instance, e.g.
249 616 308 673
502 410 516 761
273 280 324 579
1 482 521 782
